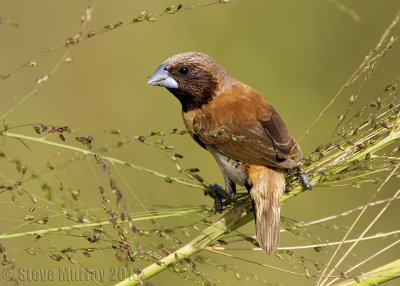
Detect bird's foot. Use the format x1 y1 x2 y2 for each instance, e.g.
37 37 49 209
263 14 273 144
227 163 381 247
297 167 312 190
287 165 312 190
208 184 232 213
215 194 223 214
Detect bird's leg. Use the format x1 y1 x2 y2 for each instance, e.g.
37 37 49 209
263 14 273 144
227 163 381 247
209 178 236 213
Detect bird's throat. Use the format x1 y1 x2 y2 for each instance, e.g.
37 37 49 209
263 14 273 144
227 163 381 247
167 88 215 112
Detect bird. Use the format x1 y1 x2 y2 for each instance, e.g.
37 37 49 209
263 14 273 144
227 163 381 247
147 52 311 254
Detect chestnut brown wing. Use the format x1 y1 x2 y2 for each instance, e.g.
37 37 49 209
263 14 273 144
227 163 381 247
193 85 298 169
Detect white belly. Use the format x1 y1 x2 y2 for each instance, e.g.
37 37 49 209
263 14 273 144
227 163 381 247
206 145 247 185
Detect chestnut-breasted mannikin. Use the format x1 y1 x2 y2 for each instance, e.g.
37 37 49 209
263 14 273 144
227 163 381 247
148 52 310 254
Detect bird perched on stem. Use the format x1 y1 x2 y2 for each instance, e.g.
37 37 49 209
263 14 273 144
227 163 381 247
148 52 311 254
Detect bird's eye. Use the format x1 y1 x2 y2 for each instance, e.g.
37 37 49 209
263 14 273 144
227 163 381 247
177 66 190 77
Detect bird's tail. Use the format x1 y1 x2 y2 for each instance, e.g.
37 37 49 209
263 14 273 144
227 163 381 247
247 166 285 254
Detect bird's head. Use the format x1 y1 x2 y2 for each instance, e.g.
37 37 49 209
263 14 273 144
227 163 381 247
148 52 235 112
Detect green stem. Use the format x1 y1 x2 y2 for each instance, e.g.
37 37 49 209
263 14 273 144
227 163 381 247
0 208 202 240
334 259 400 286
1 124 399 286
307 127 397 174
114 202 249 286
115 127 400 286
0 131 204 190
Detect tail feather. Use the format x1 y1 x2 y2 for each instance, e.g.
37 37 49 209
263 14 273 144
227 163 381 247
248 166 285 254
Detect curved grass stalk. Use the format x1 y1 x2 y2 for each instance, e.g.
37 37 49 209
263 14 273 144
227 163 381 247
114 123 400 285
1 113 399 286
0 131 205 191
207 229 400 251
114 202 250 286
0 208 204 240
334 259 400 286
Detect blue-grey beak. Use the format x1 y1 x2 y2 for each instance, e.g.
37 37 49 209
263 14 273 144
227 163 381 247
147 63 178 89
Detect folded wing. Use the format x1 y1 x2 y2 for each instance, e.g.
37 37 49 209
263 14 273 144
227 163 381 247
193 83 300 169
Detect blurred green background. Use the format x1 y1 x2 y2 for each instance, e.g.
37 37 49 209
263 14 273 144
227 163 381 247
1 0 400 285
